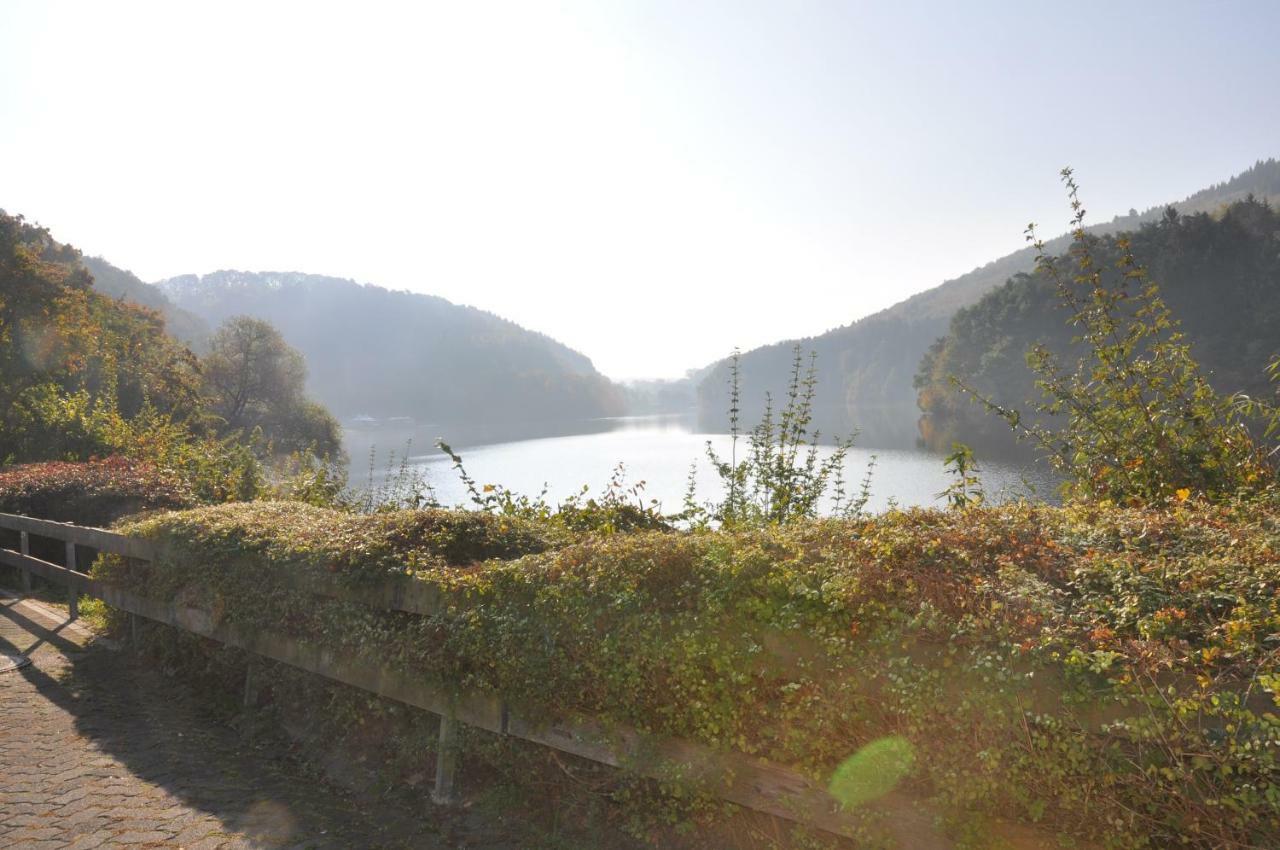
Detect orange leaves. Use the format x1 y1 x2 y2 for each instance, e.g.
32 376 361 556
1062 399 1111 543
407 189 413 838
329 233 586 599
1089 625 1116 644
1153 606 1187 623
0 456 194 525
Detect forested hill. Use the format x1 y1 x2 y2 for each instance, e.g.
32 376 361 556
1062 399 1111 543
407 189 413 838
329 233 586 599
0 210 203 463
916 196 1280 452
81 256 209 348
157 271 626 425
696 158 1280 441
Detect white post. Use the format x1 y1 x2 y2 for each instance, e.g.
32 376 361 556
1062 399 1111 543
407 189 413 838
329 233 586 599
243 658 259 708
432 707 460 805
18 531 31 594
65 540 78 621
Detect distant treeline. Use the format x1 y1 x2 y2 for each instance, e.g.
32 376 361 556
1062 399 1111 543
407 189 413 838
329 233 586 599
916 197 1280 452
695 158 1280 445
157 271 626 427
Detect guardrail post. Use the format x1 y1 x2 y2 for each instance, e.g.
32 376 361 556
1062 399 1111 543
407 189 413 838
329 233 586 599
18 531 31 594
243 657 260 709
431 703 460 805
65 540 79 621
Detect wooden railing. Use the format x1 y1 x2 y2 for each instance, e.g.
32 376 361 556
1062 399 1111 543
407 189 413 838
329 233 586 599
0 511 930 843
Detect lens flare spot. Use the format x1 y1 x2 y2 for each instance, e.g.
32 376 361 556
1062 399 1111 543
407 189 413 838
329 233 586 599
828 736 915 809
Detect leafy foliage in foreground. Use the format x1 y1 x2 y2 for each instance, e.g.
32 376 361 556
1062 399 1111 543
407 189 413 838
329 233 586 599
111 501 552 578
0 209 344 501
918 190 1280 470
101 497 1280 848
694 347 867 528
0 457 196 525
0 210 203 463
934 173 1276 504
437 442 672 535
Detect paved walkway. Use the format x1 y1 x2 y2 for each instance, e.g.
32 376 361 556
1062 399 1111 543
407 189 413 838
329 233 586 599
0 592 451 849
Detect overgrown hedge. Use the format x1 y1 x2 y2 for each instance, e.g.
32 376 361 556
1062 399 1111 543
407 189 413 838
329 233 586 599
0 457 196 526
99 499 1280 848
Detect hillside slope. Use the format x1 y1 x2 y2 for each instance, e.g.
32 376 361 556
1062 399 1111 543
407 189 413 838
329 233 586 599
81 255 210 348
0 210 203 463
696 159 1280 444
915 196 1280 452
158 271 626 426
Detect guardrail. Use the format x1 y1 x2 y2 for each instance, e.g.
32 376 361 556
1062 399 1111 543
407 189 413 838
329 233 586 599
0 510 932 843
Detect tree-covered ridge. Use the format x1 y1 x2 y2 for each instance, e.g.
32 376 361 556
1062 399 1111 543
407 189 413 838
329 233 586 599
81 255 209 349
889 157 1280 324
916 196 1280 452
695 312 942 438
158 270 626 425
0 208 340 500
698 158 1280 438
0 210 202 462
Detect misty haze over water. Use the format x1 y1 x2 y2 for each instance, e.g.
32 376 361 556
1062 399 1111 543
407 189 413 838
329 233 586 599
345 414 1059 514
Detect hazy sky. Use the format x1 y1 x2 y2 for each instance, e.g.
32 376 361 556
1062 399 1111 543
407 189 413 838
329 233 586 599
2 2 1278 380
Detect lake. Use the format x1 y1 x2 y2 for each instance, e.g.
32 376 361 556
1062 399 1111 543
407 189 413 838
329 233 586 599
344 414 1059 514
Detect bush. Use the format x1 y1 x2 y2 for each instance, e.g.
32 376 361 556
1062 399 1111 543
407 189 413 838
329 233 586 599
0 456 196 526
99 498 1280 848
109 501 553 580
956 170 1274 504
697 346 866 527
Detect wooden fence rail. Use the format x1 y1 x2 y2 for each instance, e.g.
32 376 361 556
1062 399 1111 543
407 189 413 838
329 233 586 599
0 511 936 844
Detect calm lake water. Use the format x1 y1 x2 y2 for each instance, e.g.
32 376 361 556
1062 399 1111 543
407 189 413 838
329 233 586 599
344 414 1059 514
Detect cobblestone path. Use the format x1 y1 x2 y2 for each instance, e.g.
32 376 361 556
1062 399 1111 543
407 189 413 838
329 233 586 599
0 592 451 849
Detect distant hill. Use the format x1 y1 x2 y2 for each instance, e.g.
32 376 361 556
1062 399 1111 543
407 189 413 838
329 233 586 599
915 196 1280 452
81 256 209 348
622 363 717 415
695 159 1280 446
157 271 626 426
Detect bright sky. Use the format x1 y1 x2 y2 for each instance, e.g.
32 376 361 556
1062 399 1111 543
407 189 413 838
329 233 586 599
2 1 1278 380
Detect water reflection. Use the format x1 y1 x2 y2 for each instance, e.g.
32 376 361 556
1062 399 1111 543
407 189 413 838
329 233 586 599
697 403 927 451
343 413 1059 514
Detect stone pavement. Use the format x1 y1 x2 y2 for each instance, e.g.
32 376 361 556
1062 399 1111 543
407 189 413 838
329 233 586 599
0 591 450 849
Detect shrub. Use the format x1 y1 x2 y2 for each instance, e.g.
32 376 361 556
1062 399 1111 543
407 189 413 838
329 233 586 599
697 346 867 527
957 170 1274 504
99 498 1280 848
438 444 672 535
108 501 553 582
0 456 196 526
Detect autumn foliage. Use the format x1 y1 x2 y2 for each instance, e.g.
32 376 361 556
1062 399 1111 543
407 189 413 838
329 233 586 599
97 497 1280 848
0 456 195 526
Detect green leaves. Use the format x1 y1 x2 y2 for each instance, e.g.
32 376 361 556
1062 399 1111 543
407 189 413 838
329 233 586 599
939 442 984 509
97 496 1280 848
951 172 1275 504
700 346 868 528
